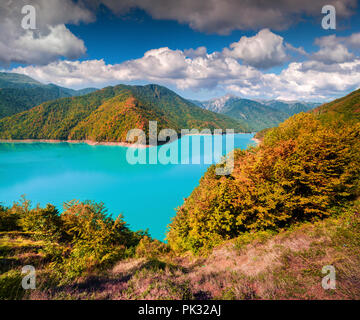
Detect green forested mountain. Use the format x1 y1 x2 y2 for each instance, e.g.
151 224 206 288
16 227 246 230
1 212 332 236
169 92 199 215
167 89 360 253
220 98 289 131
0 71 320 131
194 95 320 131
0 84 248 143
0 72 97 119
260 100 321 116
0 72 45 88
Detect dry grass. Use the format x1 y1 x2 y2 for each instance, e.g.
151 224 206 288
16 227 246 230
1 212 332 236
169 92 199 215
1 207 359 300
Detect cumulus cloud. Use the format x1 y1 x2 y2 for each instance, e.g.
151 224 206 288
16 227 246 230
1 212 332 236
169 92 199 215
9 34 360 102
258 60 360 100
96 0 357 34
4 25 86 65
223 29 288 69
348 33 360 47
313 44 354 64
10 47 259 90
184 47 208 59
315 33 360 51
312 35 355 64
0 0 93 65
285 43 308 56
218 58 360 101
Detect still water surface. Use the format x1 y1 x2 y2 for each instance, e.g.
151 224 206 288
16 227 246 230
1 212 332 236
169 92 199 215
0 134 254 240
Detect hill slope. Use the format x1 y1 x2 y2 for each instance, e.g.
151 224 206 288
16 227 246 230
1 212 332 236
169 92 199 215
195 95 319 131
0 72 44 88
313 88 360 123
0 84 248 143
1 197 358 300
0 72 97 119
220 98 289 131
168 89 360 253
1 89 359 300
261 100 321 116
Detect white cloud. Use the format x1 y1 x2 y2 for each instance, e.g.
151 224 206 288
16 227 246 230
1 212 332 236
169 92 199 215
223 29 288 69
8 25 86 65
348 33 360 47
266 60 360 100
0 0 93 65
311 33 360 65
10 47 260 90
313 44 354 64
312 35 355 64
184 47 207 59
6 25 360 102
285 43 308 56
9 36 360 102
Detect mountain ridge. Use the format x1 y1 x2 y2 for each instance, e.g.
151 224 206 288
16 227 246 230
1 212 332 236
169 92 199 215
0 72 321 132
192 95 321 131
0 72 98 119
0 84 249 144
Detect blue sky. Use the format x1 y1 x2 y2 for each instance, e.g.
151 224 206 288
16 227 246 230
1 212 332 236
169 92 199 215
67 7 356 65
2 0 360 101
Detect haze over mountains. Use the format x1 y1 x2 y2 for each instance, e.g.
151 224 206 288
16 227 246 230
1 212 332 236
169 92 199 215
193 95 321 131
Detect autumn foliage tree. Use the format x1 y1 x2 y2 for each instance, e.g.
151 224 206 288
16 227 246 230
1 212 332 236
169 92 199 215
167 113 360 253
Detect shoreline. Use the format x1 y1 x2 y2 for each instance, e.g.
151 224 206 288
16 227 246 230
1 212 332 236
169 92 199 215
0 139 150 148
0 132 255 148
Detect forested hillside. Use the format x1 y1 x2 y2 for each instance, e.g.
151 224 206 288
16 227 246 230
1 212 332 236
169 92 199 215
195 95 319 131
220 98 288 131
0 72 97 119
313 88 360 123
260 100 321 116
167 89 360 252
1 89 359 300
0 84 248 143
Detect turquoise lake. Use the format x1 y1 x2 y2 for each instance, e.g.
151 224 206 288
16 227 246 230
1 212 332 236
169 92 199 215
0 134 254 240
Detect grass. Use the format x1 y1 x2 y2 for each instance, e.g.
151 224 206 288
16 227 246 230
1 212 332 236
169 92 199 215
0 201 359 300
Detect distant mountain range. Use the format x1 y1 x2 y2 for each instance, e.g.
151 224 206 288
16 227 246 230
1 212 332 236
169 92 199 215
0 72 97 119
0 83 248 143
258 99 322 115
0 72 322 137
192 95 321 131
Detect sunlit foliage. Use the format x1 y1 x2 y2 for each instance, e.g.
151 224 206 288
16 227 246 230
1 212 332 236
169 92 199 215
168 105 360 252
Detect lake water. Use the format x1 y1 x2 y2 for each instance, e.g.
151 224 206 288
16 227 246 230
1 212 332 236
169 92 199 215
0 134 254 240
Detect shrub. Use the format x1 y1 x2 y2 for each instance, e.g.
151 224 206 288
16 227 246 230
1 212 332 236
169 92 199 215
52 200 145 280
0 205 21 231
19 204 63 242
0 270 25 300
1 198 150 283
135 236 170 259
168 113 360 253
